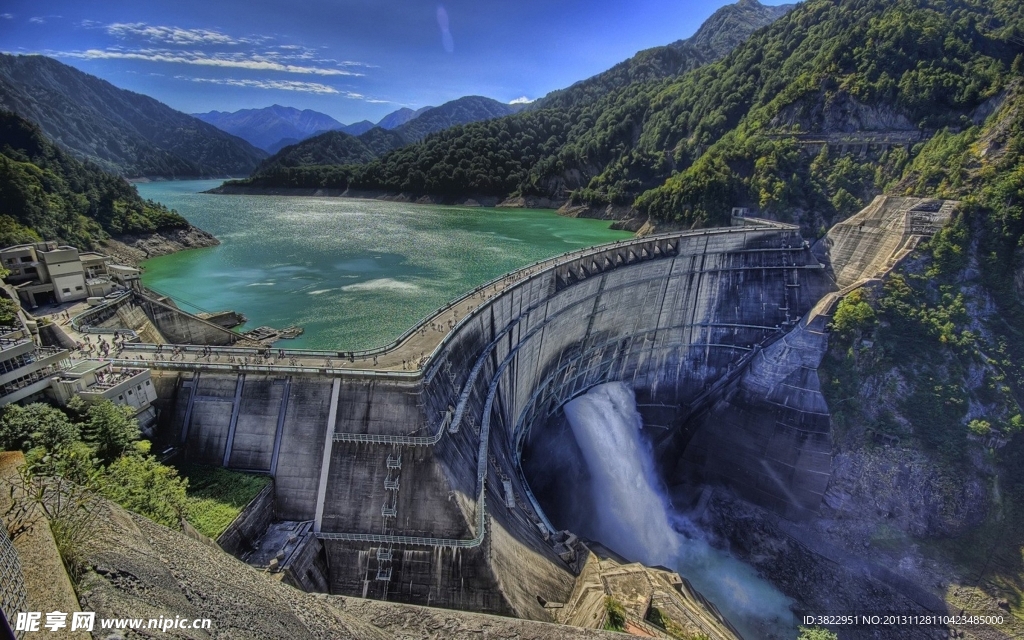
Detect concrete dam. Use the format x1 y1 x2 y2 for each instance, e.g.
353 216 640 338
118 197 953 624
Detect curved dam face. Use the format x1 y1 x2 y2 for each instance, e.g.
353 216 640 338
154 223 834 621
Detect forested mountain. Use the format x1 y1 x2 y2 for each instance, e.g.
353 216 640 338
193 105 347 152
377 106 432 130
0 54 266 178
390 96 525 143
250 96 526 176
255 127 406 171
340 120 376 136
230 0 1022 238
0 111 189 248
530 0 792 113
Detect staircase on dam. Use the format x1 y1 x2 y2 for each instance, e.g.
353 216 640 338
124 197 955 629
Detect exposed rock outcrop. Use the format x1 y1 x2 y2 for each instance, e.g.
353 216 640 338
101 225 219 267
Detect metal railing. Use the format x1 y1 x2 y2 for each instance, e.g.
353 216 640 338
69 291 138 339
0 530 27 638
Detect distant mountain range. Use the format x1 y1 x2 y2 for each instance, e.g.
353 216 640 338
252 96 529 174
376 106 432 131
229 0 1022 241
193 105 347 154
0 54 266 178
195 98 516 156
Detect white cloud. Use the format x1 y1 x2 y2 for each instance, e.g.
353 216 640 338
176 76 345 95
107 22 241 46
509 96 533 104
1 14 13 20
54 48 363 76
29 17 45 24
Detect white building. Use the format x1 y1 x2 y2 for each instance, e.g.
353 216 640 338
50 361 157 427
0 242 127 308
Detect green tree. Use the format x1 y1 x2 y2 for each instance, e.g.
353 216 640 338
97 455 188 529
798 626 839 640
0 296 18 325
830 288 877 339
0 403 79 452
603 597 626 632
80 400 140 464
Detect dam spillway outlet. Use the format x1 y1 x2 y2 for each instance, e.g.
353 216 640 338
525 381 797 639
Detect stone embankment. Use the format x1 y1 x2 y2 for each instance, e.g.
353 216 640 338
101 225 219 267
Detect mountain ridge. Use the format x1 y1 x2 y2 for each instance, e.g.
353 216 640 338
193 105 347 152
0 54 266 178
0 110 213 250
249 95 529 177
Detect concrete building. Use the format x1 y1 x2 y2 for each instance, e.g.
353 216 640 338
0 323 71 407
1 242 121 307
50 361 157 426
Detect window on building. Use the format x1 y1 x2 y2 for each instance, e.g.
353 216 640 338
118 395 124 401
127 390 133 395
145 380 151 386
75 286 83 291
19 257 31 263
62 288 70 294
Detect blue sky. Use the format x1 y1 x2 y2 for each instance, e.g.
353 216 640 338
1 0 792 124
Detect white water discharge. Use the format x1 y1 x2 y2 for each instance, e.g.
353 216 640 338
564 381 796 639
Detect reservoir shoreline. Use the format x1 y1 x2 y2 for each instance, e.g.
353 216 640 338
134 180 633 350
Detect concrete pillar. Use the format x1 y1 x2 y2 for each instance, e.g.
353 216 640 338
269 377 291 477
221 374 246 467
313 379 341 534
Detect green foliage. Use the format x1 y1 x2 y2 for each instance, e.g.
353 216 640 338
0 111 189 246
830 288 877 339
798 626 839 640
1 400 265 541
177 464 271 539
80 400 141 464
97 455 188 529
2 447 101 584
0 403 80 452
0 295 18 324
603 597 627 632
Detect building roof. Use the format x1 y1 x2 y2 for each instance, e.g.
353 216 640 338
62 360 108 377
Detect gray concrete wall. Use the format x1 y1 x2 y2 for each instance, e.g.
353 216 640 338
133 293 242 345
217 482 275 556
282 533 330 593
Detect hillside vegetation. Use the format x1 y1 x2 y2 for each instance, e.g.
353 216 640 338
0 54 266 178
0 111 189 248
230 0 1021 238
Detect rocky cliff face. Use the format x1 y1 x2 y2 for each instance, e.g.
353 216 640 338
102 226 220 267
